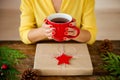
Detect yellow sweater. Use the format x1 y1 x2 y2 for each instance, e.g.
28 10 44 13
19 0 97 44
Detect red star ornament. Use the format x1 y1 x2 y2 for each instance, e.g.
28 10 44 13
55 53 73 65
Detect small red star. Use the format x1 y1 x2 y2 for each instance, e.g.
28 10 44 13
55 53 72 65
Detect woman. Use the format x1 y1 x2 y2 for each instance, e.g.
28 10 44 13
19 0 97 44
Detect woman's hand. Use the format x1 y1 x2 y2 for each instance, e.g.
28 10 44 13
28 22 54 43
41 23 54 40
64 21 79 41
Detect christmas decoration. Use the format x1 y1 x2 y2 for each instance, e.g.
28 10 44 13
21 68 40 80
98 39 120 80
101 52 120 78
55 53 73 65
0 46 27 80
97 76 116 80
0 46 26 64
99 39 113 53
98 52 120 80
34 43 93 75
1 64 8 70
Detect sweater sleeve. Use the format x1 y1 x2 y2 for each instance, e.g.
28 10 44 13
19 0 36 44
81 0 97 44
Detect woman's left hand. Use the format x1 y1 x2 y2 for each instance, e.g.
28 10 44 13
64 21 78 41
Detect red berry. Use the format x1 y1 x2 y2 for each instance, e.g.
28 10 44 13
1 64 8 70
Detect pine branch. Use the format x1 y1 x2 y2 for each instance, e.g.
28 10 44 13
0 46 27 80
101 52 120 78
0 46 26 65
1 68 20 80
97 76 115 80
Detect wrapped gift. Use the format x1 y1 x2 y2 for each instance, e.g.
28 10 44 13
34 43 93 76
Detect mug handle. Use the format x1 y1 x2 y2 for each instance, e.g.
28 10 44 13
65 26 80 38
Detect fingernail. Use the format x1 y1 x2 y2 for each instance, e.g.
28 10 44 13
52 35 54 39
50 25 53 28
65 27 68 31
64 37 67 40
52 28 56 30
52 31 55 35
64 32 68 35
69 23 72 26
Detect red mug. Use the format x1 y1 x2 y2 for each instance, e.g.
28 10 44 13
45 13 80 42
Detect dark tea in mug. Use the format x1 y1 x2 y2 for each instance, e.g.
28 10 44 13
51 18 69 23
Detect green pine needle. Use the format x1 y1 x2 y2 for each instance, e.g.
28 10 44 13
0 46 27 80
0 46 26 65
2 68 20 80
101 52 120 78
97 76 116 80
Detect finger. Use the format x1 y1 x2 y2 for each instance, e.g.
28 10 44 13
45 28 54 33
48 32 53 40
45 31 52 36
69 22 76 26
65 28 75 36
42 23 52 29
45 32 53 39
67 27 74 32
67 31 75 36
45 28 56 37
64 37 71 41
48 36 53 40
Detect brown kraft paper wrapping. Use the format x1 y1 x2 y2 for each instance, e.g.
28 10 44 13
34 43 93 76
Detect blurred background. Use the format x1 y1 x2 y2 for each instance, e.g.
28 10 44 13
0 0 120 41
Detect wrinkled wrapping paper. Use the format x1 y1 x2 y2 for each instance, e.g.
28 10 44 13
34 43 93 76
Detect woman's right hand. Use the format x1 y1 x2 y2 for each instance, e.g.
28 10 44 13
41 23 54 40
28 22 55 43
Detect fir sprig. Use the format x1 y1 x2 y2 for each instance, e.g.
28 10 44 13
1 67 20 80
101 52 120 79
0 46 26 64
0 46 27 80
97 76 115 80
